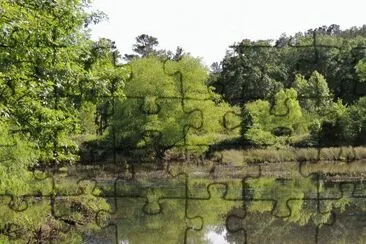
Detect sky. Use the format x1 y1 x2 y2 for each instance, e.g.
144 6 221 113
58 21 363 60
89 0 366 66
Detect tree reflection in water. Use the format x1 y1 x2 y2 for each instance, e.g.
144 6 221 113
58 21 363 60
91 175 366 244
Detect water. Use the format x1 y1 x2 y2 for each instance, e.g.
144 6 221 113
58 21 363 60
86 161 366 243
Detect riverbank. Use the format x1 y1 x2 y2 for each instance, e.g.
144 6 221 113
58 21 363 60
66 158 366 185
78 144 366 166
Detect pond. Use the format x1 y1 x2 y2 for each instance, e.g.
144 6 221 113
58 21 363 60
82 160 366 243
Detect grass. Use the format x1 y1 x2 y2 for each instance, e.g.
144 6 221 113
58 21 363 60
215 146 366 165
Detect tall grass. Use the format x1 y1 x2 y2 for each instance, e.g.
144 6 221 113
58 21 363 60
216 146 366 165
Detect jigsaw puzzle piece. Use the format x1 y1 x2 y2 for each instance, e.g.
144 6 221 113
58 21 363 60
316 206 366 243
95 172 188 221
162 58 214 101
186 164 261 201
243 162 318 219
186 183 242 243
94 170 205 243
226 176 337 244
226 206 327 244
162 58 241 153
0 168 54 241
33 174 109 241
0 193 84 243
223 110 242 132
0 169 54 202
181 95 242 149
95 197 202 243
314 176 366 243
299 160 366 200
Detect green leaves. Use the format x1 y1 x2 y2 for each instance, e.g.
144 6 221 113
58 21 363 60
211 39 286 104
112 56 239 155
0 1 111 242
356 59 366 82
293 71 332 115
243 88 305 146
0 0 122 164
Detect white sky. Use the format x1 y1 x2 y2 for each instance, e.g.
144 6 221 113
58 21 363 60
89 0 366 66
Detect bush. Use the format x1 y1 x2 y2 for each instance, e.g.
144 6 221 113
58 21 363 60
243 88 307 146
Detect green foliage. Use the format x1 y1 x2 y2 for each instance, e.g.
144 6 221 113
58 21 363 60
1 6 366 241
0 0 129 163
310 99 356 146
346 96 366 145
0 120 39 194
212 24 366 109
0 1 111 242
0 117 110 243
124 34 186 61
293 71 332 114
243 88 305 146
355 59 366 82
288 28 366 103
211 39 285 104
209 25 366 147
0 0 86 163
79 101 98 135
112 56 240 156
87 38 127 100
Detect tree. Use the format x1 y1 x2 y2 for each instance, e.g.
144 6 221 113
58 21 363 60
356 59 366 82
0 0 95 164
132 34 159 57
82 38 128 135
124 34 186 61
287 26 366 103
211 39 286 105
293 71 333 115
311 100 350 147
243 88 305 146
213 25 366 106
111 56 239 161
0 0 110 242
171 46 185 61
346 96 366 145
124 34 158 60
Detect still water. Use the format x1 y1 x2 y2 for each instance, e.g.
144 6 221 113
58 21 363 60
86 161 366 244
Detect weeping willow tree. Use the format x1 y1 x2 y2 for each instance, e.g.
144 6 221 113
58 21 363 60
111 56 240 160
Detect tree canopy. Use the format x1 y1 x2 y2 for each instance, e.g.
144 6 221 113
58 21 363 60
111 56 240 159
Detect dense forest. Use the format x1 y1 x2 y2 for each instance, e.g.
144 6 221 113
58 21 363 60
1 0 366 242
